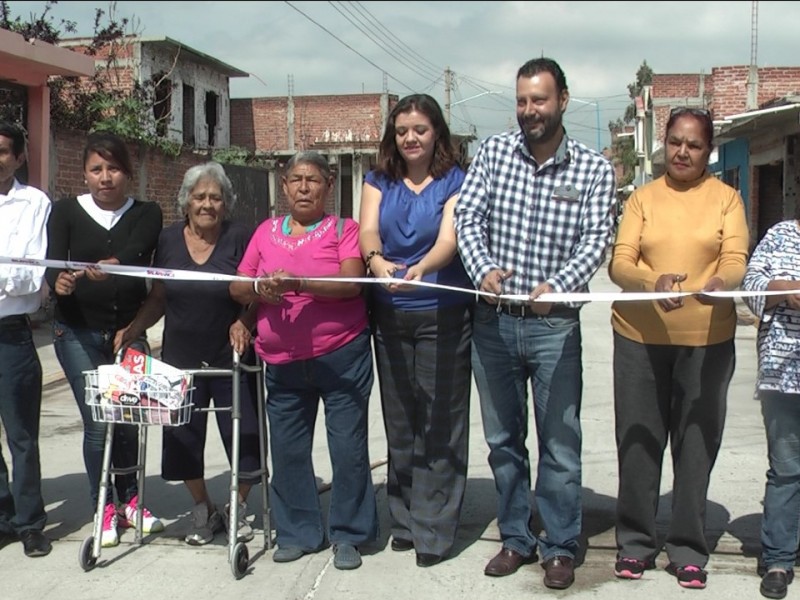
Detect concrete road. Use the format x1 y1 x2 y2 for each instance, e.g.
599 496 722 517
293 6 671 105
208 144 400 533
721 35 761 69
0 267 770 599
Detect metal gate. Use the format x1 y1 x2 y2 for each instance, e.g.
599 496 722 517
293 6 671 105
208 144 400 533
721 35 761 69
222 163 270 233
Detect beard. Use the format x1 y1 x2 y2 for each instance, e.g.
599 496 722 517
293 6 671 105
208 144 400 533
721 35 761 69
518 113 562 146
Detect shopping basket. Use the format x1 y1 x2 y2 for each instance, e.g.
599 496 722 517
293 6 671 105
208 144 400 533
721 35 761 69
83 364 194 426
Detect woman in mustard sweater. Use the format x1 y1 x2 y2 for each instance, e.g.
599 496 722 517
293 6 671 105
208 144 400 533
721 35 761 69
608 107 749 589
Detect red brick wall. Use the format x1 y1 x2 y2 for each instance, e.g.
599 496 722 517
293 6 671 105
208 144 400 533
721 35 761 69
652 67 800 136
652 73 709 100
231 93 394 153
61 39 136 61
231 97 288 151
652 73 712 138
710 66 800 117
52 128 212 226
749 165 759 247
58 39 137 94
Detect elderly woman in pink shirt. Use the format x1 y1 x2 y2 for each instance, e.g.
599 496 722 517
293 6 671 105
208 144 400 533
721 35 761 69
230 151 377 571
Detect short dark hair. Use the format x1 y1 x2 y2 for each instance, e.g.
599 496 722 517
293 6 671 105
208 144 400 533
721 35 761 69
517 58 568 95
665 107 714 148
375 93 457 180
0 121 27 157
83 131 134 178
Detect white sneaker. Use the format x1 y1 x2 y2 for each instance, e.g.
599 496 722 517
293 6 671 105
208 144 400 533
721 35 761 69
185 502 224 546
100 503 119 547
225 501 254 543
120 494 164 534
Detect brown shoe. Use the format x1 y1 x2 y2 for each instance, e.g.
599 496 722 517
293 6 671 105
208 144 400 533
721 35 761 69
484 547 534 577
543 555 575 589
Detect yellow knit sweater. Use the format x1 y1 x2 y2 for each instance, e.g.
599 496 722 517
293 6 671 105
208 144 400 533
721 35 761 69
609 173 749 346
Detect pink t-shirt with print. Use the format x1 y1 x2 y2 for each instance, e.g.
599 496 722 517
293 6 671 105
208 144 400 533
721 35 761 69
237 215 368 365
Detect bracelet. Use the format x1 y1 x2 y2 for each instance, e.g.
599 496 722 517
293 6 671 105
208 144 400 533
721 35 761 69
295 277 307 295
364 250 383 270
253 279 260 296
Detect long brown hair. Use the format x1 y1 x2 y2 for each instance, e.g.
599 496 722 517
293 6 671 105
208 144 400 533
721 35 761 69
374 94 457 181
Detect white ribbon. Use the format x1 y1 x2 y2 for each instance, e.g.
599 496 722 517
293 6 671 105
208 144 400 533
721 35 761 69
1 256 794 302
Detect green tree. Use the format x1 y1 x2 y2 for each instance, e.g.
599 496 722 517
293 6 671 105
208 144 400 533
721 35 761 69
608 60 653 187
0 0 74 43
623 60 654 123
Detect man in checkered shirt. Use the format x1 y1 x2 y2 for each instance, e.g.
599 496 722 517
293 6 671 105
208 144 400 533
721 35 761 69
455 57 617 591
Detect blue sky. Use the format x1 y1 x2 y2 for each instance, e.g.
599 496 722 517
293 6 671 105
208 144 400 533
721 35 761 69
6 1 799 151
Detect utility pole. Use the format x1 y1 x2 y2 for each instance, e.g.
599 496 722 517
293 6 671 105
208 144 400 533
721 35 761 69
444 67 453 125
746 0 759 110
571 97 602 151
287 74 295 151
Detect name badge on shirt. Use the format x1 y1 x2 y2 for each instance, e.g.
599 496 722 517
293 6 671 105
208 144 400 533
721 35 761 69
552 183 580 201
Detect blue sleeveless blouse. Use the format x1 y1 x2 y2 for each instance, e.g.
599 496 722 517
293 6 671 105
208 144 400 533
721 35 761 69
365 165 473 310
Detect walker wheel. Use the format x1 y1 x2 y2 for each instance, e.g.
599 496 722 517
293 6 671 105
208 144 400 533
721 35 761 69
232 542 249 579
79 536 97 571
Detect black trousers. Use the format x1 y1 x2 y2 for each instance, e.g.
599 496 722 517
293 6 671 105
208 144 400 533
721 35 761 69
372 302 472 557
613 332 734 567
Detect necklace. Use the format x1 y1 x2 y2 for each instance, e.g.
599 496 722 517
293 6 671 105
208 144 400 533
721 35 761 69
282 214 325 235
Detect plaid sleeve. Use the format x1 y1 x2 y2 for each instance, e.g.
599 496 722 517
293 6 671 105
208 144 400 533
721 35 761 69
455 142 501 288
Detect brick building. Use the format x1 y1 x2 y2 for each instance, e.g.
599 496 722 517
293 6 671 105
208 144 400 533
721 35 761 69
59 35 248 149
43 35 267 228
231 93 396 219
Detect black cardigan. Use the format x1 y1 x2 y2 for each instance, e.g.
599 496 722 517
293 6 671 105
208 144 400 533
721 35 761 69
45 197 163 331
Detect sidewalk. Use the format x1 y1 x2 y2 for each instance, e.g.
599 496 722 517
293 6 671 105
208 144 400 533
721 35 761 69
4 271 769 600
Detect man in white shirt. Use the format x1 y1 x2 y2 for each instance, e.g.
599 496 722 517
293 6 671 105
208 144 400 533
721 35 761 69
0 121 52 557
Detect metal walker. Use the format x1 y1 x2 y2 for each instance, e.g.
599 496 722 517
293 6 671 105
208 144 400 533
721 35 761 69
78 347 271 580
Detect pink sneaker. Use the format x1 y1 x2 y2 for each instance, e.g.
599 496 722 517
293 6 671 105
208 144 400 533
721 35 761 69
666 563 707 589
118 495 164 534
100 503 119 547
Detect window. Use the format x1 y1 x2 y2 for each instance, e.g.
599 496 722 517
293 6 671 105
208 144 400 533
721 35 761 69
205 91 218 147
182 84 195 145
152 74 172 137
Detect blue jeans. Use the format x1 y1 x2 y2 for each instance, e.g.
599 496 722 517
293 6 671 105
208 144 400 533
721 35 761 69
472 302 583 561
265 329 378 550
761 391 800 570
0 316 47 533
53 320 140 508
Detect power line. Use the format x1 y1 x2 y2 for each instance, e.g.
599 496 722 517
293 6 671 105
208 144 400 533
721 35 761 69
347 1 444 78
328 1 441 83
283 0 415 93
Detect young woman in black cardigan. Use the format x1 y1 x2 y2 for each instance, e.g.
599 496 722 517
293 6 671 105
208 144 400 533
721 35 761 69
45 131 163 548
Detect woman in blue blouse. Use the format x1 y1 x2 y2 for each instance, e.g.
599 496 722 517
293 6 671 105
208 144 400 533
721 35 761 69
742 219 800 600
359 94 473 568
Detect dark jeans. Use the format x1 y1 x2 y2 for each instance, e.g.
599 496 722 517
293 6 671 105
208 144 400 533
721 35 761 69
471 301 583 561
613 333 733 567
265 329 378 550
53 320 140 507
372 302 472 557
0 315 47 533
760 391 800 571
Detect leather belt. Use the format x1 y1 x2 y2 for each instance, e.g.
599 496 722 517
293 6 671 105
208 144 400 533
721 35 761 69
0 314 30 329
479 299 578 319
